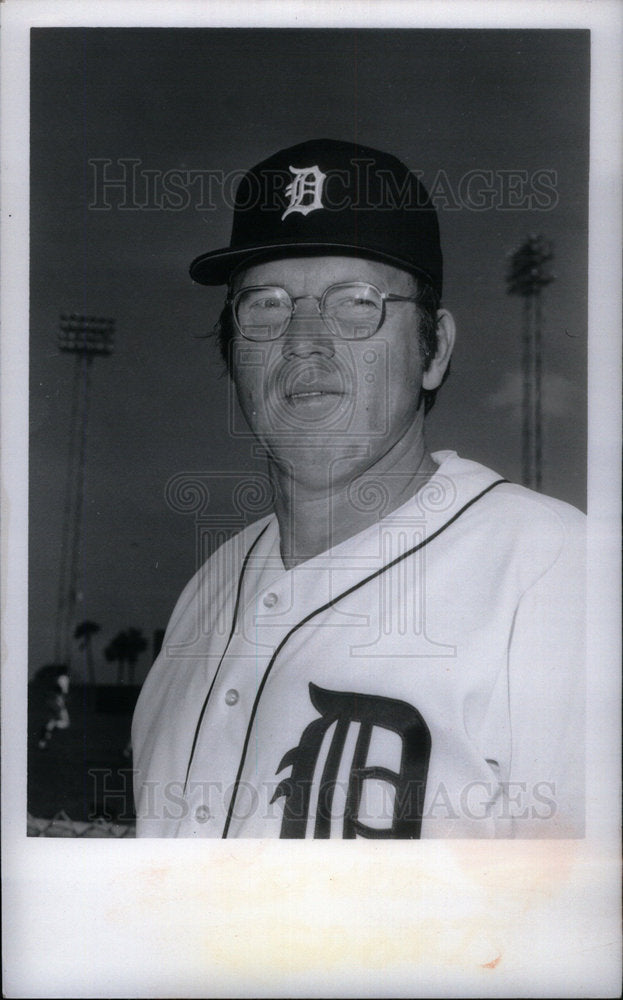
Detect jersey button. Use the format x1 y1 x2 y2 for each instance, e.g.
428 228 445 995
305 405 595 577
263 592 278 608
195 805 210 822
224 688 239 706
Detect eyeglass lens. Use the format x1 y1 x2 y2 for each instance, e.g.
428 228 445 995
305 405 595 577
234 283 384 341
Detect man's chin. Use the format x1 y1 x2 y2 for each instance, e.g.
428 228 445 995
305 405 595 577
263 437 377 488
256 391 354 436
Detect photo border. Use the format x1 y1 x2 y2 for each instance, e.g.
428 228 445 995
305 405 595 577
2 2 621 997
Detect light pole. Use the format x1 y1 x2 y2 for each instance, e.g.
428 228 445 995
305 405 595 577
506 236 554 491
54 314 114 668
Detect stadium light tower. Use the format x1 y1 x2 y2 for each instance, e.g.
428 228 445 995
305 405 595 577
54 314 115 667
506 235 554 491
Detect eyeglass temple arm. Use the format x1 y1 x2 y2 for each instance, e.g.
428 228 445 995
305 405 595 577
384 293 420 303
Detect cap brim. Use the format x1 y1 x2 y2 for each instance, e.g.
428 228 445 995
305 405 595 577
189 240 440 292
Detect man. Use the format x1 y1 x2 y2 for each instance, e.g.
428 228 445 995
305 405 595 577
36 665 71 750
132 139 585 838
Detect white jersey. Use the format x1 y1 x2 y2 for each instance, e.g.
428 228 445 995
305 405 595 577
132 452 585 839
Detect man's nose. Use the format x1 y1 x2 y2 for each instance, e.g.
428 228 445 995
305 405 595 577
281 300 335 359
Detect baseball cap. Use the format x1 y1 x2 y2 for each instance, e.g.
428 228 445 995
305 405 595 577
189 138 443 296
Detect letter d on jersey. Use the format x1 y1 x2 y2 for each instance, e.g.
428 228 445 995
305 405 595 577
271 683 432 838
281 164 327 219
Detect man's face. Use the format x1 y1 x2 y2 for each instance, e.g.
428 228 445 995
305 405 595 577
229 255 441 490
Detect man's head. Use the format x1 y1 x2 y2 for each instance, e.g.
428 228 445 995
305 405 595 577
215 255 447 415
190 137 452 408
216 254 454 492
189 139 454 486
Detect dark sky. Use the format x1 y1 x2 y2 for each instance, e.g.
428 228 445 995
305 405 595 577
29 28 589 681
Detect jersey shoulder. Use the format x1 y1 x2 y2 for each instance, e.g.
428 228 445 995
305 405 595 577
491 480 585 528
477 480 585 590
436 450 585 540
435 452 585 587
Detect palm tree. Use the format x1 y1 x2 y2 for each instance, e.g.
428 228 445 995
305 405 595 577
104 628 148 684
124 627 148 685
74 620 101 685
104 632 129 685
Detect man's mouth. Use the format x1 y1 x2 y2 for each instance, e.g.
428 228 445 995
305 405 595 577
286 388 339 397
285 389 342 403
273 358 349 408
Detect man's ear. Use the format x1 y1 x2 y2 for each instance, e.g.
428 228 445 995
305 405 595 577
422 309 456 391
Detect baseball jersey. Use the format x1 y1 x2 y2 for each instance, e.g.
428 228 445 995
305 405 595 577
132 451 585 839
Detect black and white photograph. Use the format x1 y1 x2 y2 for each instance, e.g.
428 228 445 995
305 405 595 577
2 1 621 996
28 23 592 841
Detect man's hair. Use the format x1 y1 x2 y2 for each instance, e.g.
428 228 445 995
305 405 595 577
214 276 449 415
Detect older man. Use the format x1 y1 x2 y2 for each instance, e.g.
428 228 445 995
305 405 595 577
132 139 585 838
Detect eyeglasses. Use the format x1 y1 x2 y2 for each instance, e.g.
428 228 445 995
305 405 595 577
228 282 419 342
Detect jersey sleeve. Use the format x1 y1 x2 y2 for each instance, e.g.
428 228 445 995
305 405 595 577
505 507 586 837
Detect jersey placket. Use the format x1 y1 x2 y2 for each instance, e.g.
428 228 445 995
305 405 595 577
178 525 290 835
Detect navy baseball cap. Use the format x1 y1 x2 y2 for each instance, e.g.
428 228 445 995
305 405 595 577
189 138 443 296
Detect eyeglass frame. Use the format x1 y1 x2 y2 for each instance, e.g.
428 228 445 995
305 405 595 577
227 281 421 342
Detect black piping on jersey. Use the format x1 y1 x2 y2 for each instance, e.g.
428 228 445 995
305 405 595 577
221 477 508 837
183 522 270 793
